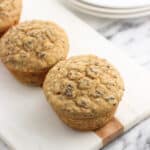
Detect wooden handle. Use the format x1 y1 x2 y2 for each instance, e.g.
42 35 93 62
95 118 124 146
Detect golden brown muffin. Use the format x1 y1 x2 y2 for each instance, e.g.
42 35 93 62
43 55 124 131
0 0 22 36
0 20 69 86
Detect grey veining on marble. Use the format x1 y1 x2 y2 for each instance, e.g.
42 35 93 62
0 139 10 150
1 4 150 150
69 8 150 150
103 118 150 150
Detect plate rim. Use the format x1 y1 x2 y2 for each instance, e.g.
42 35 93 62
71 3 150 19
76 0 150 9
70 0 150 14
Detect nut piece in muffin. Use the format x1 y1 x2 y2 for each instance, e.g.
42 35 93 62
43 55 124 131
0 0 22 36
0 20 69 86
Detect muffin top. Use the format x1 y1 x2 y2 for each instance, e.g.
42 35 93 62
0 20 69 72
0 0 22 32
43 55 124 119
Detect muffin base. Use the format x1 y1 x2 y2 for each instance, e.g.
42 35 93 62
54 109 116 131
7 67 48 86
0 19 20 37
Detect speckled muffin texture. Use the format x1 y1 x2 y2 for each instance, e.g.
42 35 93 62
43 55 124 131
0 20 69 85
0 0 22 36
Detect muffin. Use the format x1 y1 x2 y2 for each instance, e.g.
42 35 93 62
43 55 124 131
0 0 22 36
0 20 69 86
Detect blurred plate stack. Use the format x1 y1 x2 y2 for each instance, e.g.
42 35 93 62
68 0 150 18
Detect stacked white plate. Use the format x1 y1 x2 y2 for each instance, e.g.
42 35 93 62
68 0 150 18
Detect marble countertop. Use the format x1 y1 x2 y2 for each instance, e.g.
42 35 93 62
1 5 150 150
72 10 150 150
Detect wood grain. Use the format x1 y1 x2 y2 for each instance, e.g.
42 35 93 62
95 118 124 145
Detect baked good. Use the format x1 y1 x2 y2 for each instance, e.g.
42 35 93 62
0 20 69 86
43 55 124 131
0 0 22 36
